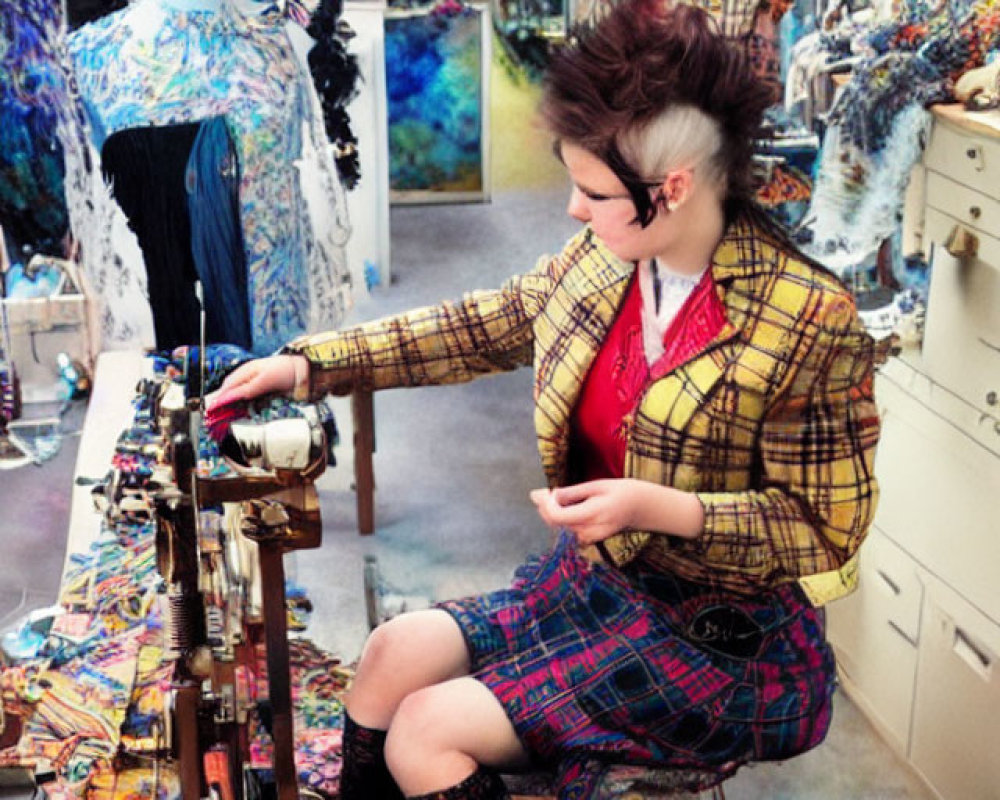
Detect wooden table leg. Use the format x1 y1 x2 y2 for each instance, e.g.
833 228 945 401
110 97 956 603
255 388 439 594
259 543 297 800
351 389 375 535
174 683 203 800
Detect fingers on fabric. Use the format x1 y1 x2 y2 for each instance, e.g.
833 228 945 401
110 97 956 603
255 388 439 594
211 357 297 409
529 487 586 530
207 363 261 409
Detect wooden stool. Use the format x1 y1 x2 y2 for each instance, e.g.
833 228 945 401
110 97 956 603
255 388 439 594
504 765 730 799
351 389 375 534
509 787 725 799
511 793 724 800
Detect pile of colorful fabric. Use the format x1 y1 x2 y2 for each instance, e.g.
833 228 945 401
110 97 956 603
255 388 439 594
803 0 1000 276
0 347 350 798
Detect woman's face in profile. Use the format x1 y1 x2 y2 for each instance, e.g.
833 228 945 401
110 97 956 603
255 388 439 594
560 142 666 263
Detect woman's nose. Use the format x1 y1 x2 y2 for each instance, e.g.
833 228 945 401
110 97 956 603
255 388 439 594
567 187 590 222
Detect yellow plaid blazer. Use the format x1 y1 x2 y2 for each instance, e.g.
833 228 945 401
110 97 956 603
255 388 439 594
289 214 882 605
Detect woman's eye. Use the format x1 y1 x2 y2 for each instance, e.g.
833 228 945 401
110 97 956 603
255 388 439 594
585 191 610 201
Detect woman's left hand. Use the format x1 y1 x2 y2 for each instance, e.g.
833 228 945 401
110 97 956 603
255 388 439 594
530 479 705 545
530 479 641 545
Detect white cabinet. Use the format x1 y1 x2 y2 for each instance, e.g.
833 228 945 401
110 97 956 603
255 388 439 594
825 527 921 755
910 574 1000 800
873 359 1000 623
826 106 1000 799
920 207 1000 419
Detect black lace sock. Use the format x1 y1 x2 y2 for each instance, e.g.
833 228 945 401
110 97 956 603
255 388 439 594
407 767 510 800
339 712 405 800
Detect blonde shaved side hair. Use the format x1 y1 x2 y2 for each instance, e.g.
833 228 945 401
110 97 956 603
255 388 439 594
618 104 726 189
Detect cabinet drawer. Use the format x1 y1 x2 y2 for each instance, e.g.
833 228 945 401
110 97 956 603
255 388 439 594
910 574 1000 800
924 170 1000 242
921 207 1000 417
878 356 1000 456
826 527 921 755
873 372 1000 625
923 117 1000 198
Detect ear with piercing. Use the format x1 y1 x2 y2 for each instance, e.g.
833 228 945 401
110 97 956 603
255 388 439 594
653 187 673 213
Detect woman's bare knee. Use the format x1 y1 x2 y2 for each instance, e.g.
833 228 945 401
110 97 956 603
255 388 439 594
384 678 529 795
346 609 471 728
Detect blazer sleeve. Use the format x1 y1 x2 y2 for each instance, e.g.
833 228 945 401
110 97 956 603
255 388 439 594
283 232 585 398
688 292 882 586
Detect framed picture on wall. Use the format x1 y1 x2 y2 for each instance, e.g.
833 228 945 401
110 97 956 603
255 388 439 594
385 1 491 204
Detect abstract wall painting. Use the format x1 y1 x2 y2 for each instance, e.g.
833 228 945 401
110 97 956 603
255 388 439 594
385 1 491 203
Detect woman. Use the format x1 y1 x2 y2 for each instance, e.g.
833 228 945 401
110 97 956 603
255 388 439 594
209 1 883 797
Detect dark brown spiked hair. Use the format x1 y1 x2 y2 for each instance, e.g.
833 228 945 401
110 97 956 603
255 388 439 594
541 0 773 224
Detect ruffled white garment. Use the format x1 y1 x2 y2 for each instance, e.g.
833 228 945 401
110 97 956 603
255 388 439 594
637 258 707 365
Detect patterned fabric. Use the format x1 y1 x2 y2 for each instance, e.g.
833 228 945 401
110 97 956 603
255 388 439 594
0 0 72 256
639 260 708 364
680 0 792 103
804 0 1000 273
683 0 760 38
67 0 352 354
569 275 643 481
756 164 812 208
648 268 727 380
440 532 834 795
0 360 18 424
0 359 350 796
289 211 882 605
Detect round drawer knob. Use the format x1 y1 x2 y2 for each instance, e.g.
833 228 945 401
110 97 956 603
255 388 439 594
987 390 998 406
970 206 982 219
967 147 979 159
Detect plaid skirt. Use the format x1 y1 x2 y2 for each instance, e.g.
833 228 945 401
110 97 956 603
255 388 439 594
439 532 835 794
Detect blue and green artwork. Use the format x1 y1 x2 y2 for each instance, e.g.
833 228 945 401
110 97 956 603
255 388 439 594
385 1 484 195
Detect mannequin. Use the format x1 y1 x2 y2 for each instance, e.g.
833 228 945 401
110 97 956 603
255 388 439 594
67 0 353 354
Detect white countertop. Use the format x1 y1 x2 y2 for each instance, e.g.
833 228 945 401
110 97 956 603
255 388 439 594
63 349 149 584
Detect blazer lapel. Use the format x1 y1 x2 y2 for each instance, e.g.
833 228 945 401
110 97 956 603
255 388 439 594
633 216 765 440
534 234 635 485
535 215 772 486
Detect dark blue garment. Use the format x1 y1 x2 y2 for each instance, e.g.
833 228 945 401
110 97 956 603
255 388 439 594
186 117 251 350
102 122 203 351
102 118 250 351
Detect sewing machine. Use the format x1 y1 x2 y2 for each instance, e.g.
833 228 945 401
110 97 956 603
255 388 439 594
149 347 327 800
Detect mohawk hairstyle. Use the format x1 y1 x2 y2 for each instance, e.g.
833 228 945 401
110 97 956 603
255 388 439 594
541 0 773 224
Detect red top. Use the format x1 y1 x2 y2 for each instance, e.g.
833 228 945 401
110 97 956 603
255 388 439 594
570 268 727 482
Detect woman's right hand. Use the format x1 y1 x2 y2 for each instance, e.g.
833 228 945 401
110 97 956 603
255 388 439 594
206 354 308 410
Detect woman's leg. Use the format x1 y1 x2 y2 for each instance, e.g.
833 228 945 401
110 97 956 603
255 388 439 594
340 609 477 799
346 608 473 726
385 676 529 797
